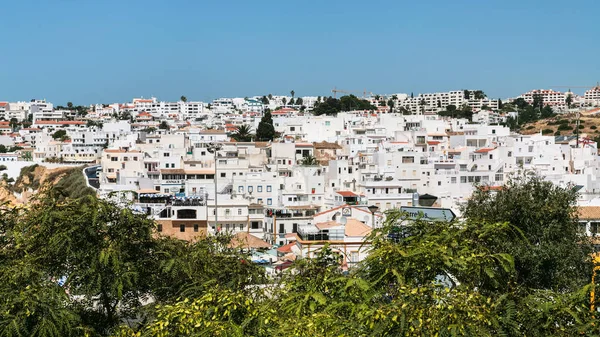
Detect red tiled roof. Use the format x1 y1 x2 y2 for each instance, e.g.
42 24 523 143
277 242 296 253
0 102 7 107
427 141 441 145
474 147 495 153
336 191 357 197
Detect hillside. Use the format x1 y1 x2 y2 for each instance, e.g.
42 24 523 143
521 114 600 139
1 165 95 205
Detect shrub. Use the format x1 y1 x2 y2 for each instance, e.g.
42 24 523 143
542 129 554 135
578 125 585 129
591 125 597 130
526 125 535 130
557 124 572 131
554 131 561 136
0 165 6 171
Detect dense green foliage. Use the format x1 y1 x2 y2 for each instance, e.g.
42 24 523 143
256 110 275 141
230 124 253 142
462 173 593 291
1 174 598 336
312 95 375 116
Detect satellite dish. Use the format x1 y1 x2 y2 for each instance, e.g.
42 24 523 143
340 216 348 225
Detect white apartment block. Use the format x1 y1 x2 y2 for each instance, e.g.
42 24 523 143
584 86 600 107
519 89 567 108
395 90 500 115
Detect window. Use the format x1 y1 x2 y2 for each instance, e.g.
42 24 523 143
238 209 242 215
292 223 298 233
157 224 163 232
267 198 272 205
451 177 457 183
220 172 226 178
238 186 244 193
164 152 170 157
257 198 263 204
251 221 260 229
460 176 467 183
592 222 600 236
111 157 118 161
279 223 285 233
257 186 262 192
290 127 295 131
248 186 253 193
267 185 272 192
179 224 185 232
194 224 199 232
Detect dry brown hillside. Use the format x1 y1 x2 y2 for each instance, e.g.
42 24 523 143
520 114 600 138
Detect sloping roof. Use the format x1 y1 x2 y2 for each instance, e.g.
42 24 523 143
578 206 600 220
336 191 358 197
314 218 372 237
229 232 271 249
314 141 342 150
344 218 372 237
474 147 495 153
277 242 296 253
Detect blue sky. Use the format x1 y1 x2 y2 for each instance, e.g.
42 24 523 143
1 0 598 105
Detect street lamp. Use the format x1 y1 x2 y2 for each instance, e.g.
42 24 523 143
207 142 223 232
368 205 379 228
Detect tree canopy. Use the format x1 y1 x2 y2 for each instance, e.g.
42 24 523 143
256 110 275 141
1 174 599 336
230 124 253 142
312 95 375 116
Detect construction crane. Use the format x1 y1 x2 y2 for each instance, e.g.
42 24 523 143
331 87 374 99
550 83 600 90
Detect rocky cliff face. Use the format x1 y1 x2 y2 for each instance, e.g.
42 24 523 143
1 165 94 205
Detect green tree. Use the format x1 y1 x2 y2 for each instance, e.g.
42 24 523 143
67 102 73 109
296 97 303 106
387 99 395 113
51 129 67 140
230 124 253 142
566 92 573 109
268 93 273 100
290 90 295 100
256 110 275 141
300 155 318 166
463 89 470 100
282 97 287 106
9 117 19 130
261 96 269 105
462 172 593 291
541 105 555 119
158 121 169 130
180 95 187 102
474 90 486 100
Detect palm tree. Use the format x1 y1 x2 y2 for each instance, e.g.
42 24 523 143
21 151 32 161
282 98 287 106
301 155 318 166
290 90 295 100
181 96 187 102
231 125 253 142
374 95 381 101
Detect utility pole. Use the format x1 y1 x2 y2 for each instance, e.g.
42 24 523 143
576 110 580 148
207 142 222 231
